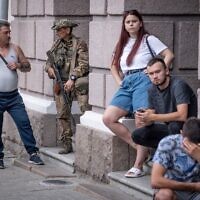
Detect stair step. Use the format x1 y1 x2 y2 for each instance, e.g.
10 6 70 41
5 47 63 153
39 147 154 200
108 171 154 200
40 147 75 173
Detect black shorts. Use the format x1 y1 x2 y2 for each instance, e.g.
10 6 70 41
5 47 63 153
132 122 182 148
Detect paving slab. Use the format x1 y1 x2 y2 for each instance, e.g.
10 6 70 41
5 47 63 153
1 151 140 200
40 147 75 166
12 147 152 199
39 147 75 173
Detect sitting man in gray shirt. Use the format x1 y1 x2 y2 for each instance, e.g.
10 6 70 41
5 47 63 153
131 57 197 169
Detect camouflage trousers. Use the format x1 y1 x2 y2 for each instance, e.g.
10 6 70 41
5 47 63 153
55 89 90 146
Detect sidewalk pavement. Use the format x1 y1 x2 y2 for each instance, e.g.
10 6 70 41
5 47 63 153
0 151 140 200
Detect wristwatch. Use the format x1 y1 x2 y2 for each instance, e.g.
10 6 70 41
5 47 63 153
70 75 77 81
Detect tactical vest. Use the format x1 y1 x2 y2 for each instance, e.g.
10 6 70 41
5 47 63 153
50 35 78 81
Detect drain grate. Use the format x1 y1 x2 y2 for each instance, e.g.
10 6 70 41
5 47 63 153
40 179 72 186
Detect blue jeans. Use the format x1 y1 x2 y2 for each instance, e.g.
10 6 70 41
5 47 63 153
0 89 38 159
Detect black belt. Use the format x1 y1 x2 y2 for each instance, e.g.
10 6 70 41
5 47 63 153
0 89 18 97
126 68 146 76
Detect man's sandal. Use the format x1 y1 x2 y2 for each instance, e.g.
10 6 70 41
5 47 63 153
124 167 145 178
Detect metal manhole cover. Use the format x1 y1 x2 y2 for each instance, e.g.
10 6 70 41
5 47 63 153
40 179 72 186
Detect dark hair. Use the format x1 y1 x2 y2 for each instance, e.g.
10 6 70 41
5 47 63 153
182 117 200 143
147 57 167 69
112 10 148 68
0 19 10 29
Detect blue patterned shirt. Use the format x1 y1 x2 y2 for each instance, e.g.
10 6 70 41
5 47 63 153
153 134 200 182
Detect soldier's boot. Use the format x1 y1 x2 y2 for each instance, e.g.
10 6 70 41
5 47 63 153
58 144 73 154
58 122 73 154
58 142 73 154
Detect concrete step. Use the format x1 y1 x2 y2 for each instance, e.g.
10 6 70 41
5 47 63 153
108 171 154 200
39 147 153 200
13 147 76 178
39 147 75 174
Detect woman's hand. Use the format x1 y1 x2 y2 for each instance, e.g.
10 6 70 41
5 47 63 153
110 64 123 86
160 48 174 69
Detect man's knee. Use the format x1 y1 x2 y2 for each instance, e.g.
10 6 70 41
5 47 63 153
154 189 175 200
132 127 147 145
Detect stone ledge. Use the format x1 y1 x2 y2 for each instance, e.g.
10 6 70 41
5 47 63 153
76 111 136 182
20 92 56 114
75 124 131 182
108 171 153 200
80 111 135 133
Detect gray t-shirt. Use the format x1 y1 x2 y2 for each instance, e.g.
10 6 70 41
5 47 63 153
0 47 18 92
148 77 197 133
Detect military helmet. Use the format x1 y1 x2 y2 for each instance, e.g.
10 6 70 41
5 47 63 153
51 19 78 30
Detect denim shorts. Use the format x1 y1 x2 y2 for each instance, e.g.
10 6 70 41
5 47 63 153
110 71 152 113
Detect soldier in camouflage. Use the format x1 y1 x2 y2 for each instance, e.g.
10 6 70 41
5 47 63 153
45 19 90 154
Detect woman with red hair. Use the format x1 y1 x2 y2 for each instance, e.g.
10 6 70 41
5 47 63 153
103 10 174 178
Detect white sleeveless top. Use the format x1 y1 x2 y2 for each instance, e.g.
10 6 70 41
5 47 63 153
0 47 18 92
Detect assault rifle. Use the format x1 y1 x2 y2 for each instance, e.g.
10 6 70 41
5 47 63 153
46 50 76 128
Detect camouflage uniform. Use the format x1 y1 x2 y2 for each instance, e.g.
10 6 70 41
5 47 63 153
45 19 90 153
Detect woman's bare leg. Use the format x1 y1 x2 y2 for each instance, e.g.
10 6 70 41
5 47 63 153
103 105 135 148
132 113 149 170
103 105 148 171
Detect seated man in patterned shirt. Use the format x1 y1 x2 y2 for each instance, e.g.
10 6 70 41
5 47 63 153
151 117 200 200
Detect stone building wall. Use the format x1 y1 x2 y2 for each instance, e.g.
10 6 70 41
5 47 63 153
89 0 200 114
78 0 200 181
3 0 200 180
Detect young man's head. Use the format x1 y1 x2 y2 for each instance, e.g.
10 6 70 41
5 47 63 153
147 57 170 88
182 117 200 144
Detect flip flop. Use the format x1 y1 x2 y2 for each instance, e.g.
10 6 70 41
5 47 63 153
125 167 145 178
